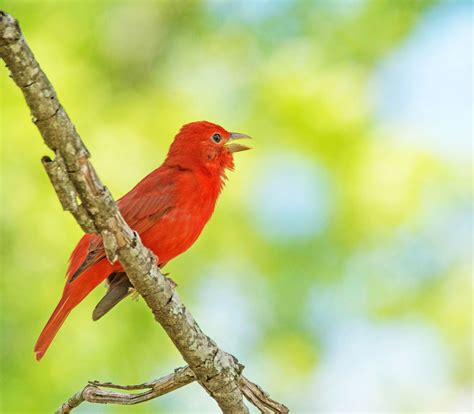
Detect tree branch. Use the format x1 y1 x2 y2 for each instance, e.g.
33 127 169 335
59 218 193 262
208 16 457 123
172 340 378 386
55 366 196 414
55 366 289 414
0 10 288 414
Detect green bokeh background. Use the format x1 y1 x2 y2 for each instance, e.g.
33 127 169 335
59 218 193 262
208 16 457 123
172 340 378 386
0 1 472 413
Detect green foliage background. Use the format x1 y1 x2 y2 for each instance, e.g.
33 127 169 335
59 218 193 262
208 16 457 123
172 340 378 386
0 1 471 413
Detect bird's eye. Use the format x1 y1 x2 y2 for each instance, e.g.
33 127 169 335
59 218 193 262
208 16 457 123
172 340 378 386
211 133 222 143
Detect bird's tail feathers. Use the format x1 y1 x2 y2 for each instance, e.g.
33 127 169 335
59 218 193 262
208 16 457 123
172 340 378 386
34 261 109 361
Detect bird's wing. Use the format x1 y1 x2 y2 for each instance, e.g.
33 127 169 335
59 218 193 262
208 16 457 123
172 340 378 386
67 169 176 283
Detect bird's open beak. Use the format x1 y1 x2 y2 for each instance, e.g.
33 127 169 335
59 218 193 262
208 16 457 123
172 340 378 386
226 132 252 153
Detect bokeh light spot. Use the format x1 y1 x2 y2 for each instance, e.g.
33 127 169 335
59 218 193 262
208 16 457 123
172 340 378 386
249 154 332 242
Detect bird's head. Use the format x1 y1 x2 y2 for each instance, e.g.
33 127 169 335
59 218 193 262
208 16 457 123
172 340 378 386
165 121 251 174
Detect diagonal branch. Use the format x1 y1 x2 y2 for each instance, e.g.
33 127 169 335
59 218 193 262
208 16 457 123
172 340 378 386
0 10 288 414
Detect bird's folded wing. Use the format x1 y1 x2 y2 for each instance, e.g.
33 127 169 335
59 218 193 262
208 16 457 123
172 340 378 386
67 171 176 283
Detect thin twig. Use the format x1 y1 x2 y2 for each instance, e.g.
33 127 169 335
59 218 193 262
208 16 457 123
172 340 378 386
55 366 196 413
55 366 289 414
240 376 289 414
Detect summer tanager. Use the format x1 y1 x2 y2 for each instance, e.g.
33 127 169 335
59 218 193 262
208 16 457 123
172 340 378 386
34 121 251 361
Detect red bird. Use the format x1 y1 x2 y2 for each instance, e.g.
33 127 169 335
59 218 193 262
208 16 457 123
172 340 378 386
34 121 251 361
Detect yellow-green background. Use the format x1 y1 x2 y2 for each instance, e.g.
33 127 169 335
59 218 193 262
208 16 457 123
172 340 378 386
0 1 472 413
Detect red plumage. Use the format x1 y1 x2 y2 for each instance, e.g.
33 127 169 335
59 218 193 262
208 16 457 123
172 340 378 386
34 121 251 361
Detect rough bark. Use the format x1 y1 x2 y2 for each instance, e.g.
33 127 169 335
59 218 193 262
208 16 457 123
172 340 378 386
0 10 288 414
